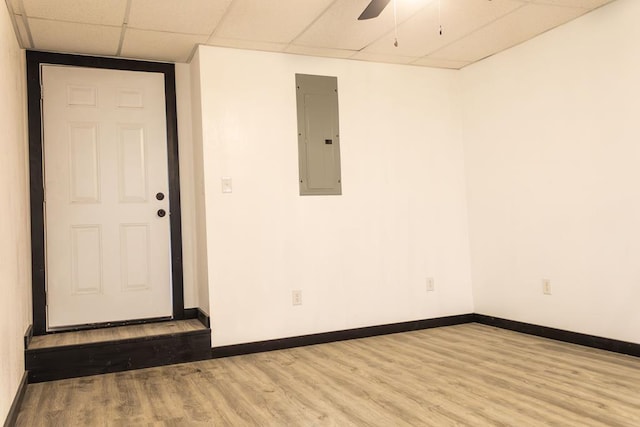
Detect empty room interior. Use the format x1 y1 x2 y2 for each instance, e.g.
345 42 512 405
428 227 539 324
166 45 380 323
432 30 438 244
1 0 640 425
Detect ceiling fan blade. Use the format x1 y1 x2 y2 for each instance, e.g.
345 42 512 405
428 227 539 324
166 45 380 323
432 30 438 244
358 0 392 20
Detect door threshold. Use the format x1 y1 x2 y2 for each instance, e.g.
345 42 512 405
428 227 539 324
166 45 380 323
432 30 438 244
30 319 207 350
46 315 174 334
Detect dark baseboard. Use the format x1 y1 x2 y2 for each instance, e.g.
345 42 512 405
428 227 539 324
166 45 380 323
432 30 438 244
212 314 474 359
3 371 28 427
26 329 211 383
473 314 640 358
197 309 211 328
184 307 210 328
211 313 640 360
183 308 198 319
23 325 33 349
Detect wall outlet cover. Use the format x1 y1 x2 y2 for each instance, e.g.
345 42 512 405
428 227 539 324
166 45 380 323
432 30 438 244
292 290 302 305
426 277 435 292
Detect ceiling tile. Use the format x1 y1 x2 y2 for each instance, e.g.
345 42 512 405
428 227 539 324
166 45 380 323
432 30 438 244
213 0 334 43
293 0 431 51
430 3 588 62
121 29 207 63
350 51 417 65
285 44 356 59
206 37 287 53
28 18 120 55
128 0 232 36
411 57 470 69
363 0 525 57
5 0 619 67
22 0 127 26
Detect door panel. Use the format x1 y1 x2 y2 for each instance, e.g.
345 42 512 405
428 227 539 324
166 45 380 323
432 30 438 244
69 122 100 202
43 65 172 328
70 225 102 295
118 125 147 202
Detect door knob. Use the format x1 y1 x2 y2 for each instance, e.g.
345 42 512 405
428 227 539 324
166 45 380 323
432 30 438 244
156 192 165 200
157 209 166 217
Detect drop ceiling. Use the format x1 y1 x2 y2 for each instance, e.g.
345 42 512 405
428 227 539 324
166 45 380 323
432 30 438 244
5 0 616 69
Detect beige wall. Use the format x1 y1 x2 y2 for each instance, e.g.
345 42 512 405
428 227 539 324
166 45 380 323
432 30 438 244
461 0 640 343
0 3 30 422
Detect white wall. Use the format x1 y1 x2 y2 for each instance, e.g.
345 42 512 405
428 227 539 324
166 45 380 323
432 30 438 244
188 50 211 315
0 3 30 422
175 63 195 307
461 0 640 344
176 61 212 312
194 46 473 347
175 63 199 309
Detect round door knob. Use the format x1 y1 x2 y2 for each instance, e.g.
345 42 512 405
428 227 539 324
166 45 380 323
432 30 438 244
156 192 165 201
157 209 166 218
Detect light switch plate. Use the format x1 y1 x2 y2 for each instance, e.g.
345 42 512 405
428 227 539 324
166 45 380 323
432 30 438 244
221 177 232 193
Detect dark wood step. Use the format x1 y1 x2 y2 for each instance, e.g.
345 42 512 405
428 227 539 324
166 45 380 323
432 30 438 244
25 320 211 383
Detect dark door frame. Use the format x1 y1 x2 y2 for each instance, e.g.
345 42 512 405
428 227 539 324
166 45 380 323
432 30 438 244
27 51 185 335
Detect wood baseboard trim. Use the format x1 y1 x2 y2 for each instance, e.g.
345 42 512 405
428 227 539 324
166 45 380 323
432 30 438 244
211 313 640 360
183 308 198 319
184 308 210 328
196 309 210 328
473 314 640 358
23 325 33 349
211 314 474 359
3 371 28 427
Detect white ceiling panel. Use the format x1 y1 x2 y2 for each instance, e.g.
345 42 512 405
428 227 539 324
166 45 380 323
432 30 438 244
7 0 621 67
363 0 526 57
121 29 207 62
22 0 127 26
213 0 335 43
430 3 589 62
293 0 432 51
207 37 288 53
285 44 356 60
28 18 120 55
128 0 232 36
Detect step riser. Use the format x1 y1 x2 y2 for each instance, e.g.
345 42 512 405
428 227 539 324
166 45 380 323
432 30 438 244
26 330 211 383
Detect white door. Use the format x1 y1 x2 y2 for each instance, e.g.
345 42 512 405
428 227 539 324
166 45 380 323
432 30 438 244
42 65 172 328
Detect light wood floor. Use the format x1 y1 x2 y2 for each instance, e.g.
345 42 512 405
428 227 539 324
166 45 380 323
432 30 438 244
28 319 206 349
17 323 640 426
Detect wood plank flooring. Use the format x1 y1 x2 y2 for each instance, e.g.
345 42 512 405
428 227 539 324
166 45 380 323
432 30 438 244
28 319 206 349
16 323 640 426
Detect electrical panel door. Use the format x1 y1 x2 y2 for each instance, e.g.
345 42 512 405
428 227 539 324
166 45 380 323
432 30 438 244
296 74 342 196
